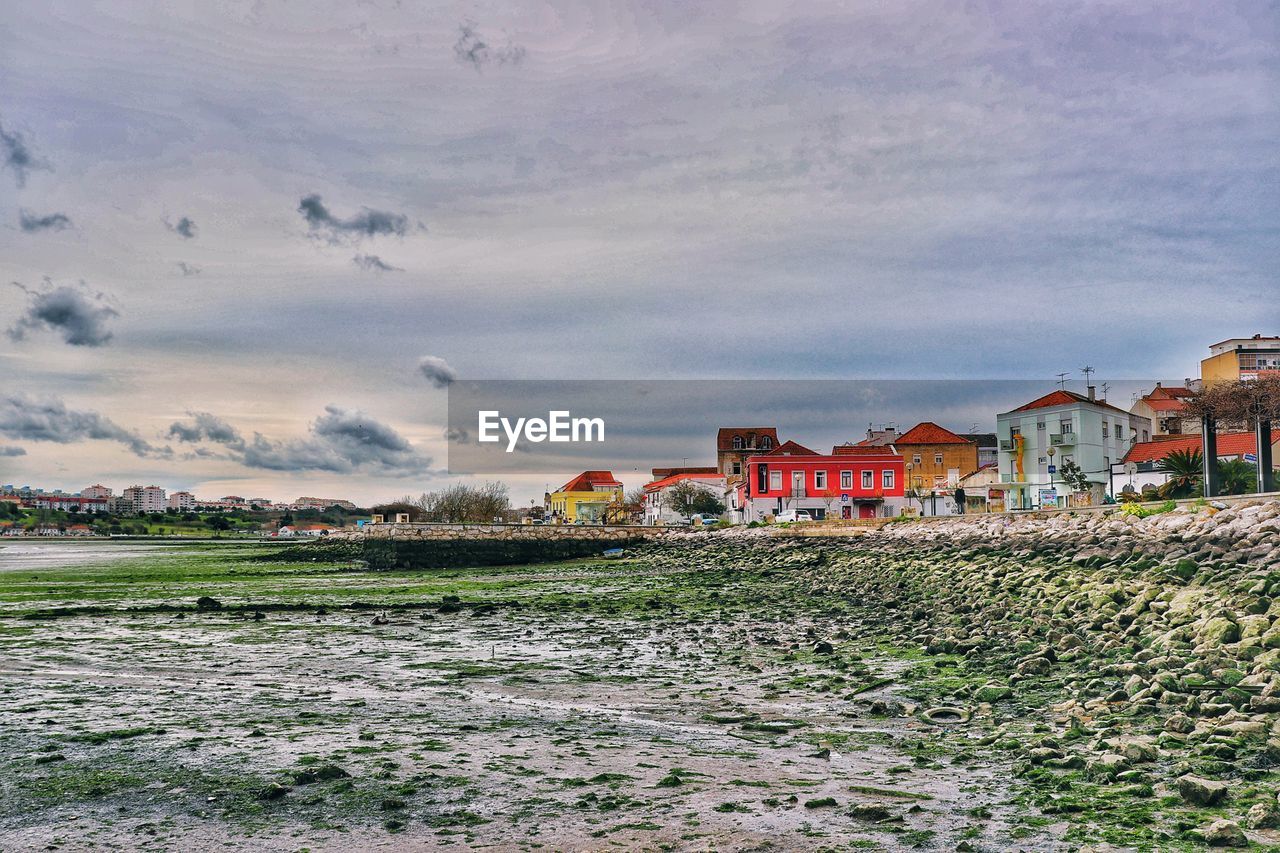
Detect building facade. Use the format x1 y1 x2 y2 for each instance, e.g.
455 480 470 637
1130 383 1197 436
546 471 624 523
1201 335 1280 383
168 491 196 510
740 444 905 522
81 484 113 499
895 422 979 490
716 428 779 477
123 485 167 514
997 389 1152 509
642 472 727 525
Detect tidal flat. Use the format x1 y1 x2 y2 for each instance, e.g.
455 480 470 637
0 539 1056 851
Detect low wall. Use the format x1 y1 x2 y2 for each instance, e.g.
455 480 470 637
358 523 669 569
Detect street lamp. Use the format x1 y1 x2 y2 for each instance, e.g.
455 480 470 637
1047 446 1056 508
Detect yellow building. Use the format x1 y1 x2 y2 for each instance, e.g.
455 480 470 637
546 471 624 523
1201 335 1280 383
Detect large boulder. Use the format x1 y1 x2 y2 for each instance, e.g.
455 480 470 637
1176 774 1229 806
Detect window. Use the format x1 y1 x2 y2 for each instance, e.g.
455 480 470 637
862 470 873 489
841 471 853 489
912 454 922 464
756 464 769 492
769 470 782 490
732 436 743 450
1037 420 1045 430
761 437 773 450
1102 422 1109 438
814 471 827 489
1142 430 1149 442
1060 419 1073 434
934 454 943 465
731 461 742 475
882 470 895 489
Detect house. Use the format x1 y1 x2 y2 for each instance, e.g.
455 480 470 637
854 425 901 447
957 464 1002 513
31 495 108 513
716 428 780 477
895 422 979 491
996 387 1152 510
961 433 999 469
740 443 905 522
643 472 727 525
1118 430 1279 493
546 471 624 524
1130 383 1197 437
1201 335 1280 383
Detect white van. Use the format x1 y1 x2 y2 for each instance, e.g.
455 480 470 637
774 510 813 523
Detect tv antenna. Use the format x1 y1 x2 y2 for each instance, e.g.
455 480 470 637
1081 365 1095 385
1056 372 1069 390
1100 381 1111 400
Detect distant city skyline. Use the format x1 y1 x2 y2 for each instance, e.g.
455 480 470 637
2 2 1277 505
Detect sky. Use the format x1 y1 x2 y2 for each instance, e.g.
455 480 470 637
1 0 1277 505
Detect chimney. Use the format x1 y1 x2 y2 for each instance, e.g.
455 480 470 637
1087 385 1096 401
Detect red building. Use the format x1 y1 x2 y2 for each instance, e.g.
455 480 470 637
739 442 905 522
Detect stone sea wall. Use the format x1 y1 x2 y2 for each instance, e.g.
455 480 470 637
354 523 669 569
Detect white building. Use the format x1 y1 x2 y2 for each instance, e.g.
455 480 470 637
642 472 727 525
123 485 167 514
168 491 196 510
996 388 1152 510
81 484 113 499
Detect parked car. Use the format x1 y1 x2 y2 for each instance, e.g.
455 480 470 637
774 510 813 523
689 514 719 527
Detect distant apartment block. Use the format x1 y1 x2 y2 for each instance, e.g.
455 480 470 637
168 491 196 510
293 497 358 511
1201 334 1280 383
81 484 113 499
123 485 167 514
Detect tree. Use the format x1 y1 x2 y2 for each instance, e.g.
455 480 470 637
689 492 725 516
665 481 703 517
1057 460 1092 494
1156 449 1203 499
206 516 232 533
1217 459 1259 496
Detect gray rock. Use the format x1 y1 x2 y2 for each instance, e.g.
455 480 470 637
1176 774 1229 806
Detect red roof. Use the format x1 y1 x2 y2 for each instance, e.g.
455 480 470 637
716 427 780 452
1122 431 1275 465
765 440 818 456
651 466 718 479
1011 389 1131 416
557 470 623 492
832 444 899 456
895 422 974 446
644 472 726 492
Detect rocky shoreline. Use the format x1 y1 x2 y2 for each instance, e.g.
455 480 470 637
653 498 1280 847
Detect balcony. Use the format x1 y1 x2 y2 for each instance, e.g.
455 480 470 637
1050 433 1075 447
999 439 1016 451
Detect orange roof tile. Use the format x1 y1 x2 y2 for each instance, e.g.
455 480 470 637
895 422 974 445
1011 389 1131 416
1122 431 1275 465
558 470 623 492
643 472 726 492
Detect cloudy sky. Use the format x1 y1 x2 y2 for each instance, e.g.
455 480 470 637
1 1 1277 504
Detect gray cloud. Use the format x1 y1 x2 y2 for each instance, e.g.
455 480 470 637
0 118 46 187
297 194 408 242
353 253 401 273
454 21 526 71
8 280 119 347
0 393 170 459
0 445 26 457
418 355 457 388
240 405 429 475
19 210 71 233
167 411 246 451
175 261 201 276
165 215 197 239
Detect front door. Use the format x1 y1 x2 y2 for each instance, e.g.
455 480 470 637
858 504 875 519
841 506 852 520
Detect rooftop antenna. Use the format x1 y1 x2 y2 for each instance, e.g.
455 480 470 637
1081 365 1095 385
1100 381 1111 400
1056 372 1070 390
970 422 980 433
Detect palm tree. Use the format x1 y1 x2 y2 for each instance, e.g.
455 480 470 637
1217 459 1259 496
1157 449 1203 499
